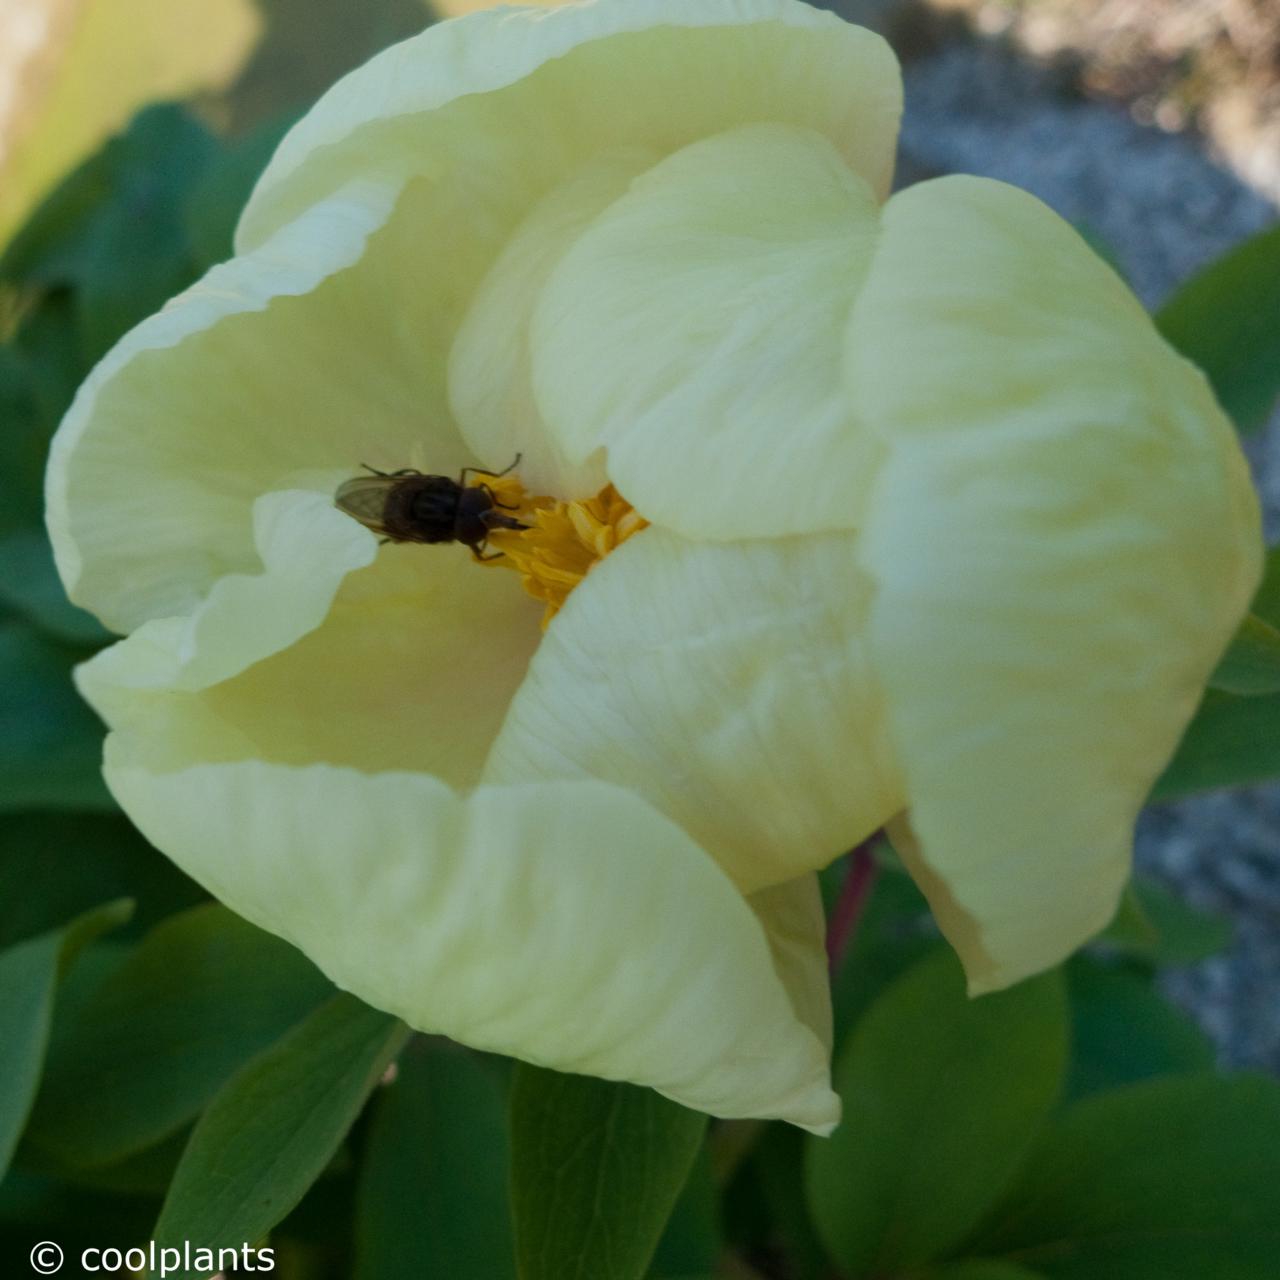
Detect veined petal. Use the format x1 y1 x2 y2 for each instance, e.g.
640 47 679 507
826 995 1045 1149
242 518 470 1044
101 740 839 1131
485 526 905 893
79 492 544 791
749 875 833 1055
240 0 901 249
449 148 657 500
50 0 901 632
46 177 486 633
531 123 883 538
851 176 1263 992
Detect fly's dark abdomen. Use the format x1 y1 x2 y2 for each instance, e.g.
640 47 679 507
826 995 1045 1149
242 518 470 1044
406 480 464 543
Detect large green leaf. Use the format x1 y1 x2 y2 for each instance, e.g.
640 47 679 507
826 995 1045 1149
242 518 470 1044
745 1124 831 1280
71 106 218 364
1153 688 1280 798
1210 613 1280 696
1127 878 1230 966
354 1041 515 1280
1156 221 1280 435
5 290 86 432
648 1145 720 1279
924 1266 1048 1280
0 527 110 645
0 811 207 951
1064 958 1214 1101
17 1126 191 1197
0 900 132 1179
0 620 113 812
1093 878 1229 967
806 947 1067 1278
185 112 300 270
510 1066 707 1280
0 1168 163 1265
970 1074 1280 1278
0 348 47 534
1249 544 1280 630
26 904 333 1165
154 994 409 1276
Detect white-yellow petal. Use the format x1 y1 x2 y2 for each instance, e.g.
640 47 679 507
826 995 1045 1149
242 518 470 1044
448 148 656 500
748 874 833 1055
46 178 482 633
78 497 545 791
49 0 902 633
241 0 901 249
101 742 838 1131
850 176 1263 991
531 123 884 537
485 526 905 893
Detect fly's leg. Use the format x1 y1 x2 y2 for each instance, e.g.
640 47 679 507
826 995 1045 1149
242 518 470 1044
460 452 522 487
361 464 421 477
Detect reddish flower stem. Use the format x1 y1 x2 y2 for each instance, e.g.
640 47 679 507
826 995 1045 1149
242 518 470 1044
826 839 880 974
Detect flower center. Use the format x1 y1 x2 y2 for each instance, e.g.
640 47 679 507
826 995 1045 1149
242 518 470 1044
484 476 647 627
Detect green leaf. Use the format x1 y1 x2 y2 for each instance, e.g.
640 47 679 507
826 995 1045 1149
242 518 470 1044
1065 958 1214 1101
805 947 1067 1278
745 1125 830 1280
971 1074 1280 1278
0 143 117 288
72 106 217 364
510 1066 707 1280
1156 221 1280 434
0 348 47 533
649 1146 720 1279
0 1168 162 1262
1152 688 1280 798
1128 878 1230 965
0 620 114 812
154 994 409 1276
1091 885 1159 957
6 289 87 430
0 811 207 951
1249 544 1280 630
17 1126 191 1197
3 105 216 367
1092 878 1229 967
0 527 110 645
185 112 300 270
924 1265 1048 1280
354 1040 515 1280
1210 613 1280 695
0 900 132 1179
26 904 333 1166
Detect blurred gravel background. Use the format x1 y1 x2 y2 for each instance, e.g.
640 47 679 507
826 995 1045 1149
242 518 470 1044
864 13 1280 1076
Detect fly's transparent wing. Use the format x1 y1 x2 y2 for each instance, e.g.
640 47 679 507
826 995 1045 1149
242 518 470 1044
334 476 395 532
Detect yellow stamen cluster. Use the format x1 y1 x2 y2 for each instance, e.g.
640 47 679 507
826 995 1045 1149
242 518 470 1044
485 480 648 627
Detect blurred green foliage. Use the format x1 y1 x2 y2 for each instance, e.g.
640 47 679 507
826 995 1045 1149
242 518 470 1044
1 9 1280 1274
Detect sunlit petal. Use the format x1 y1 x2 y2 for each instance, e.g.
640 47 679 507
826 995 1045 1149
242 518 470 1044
102 738 839 1130
851 177 1263 991
531 123 883 537
485 526 904 892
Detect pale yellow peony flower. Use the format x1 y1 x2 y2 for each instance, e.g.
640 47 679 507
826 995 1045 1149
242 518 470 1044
44 0 1261 1132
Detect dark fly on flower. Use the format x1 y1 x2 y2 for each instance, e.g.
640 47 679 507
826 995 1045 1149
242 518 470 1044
334 454 527 560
